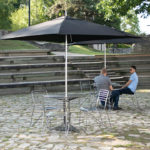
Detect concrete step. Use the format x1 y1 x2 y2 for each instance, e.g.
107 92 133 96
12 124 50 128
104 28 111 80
82 70 116 74
0 78 92 88
72 60 150 68
68 56 100 62
107 68 150 76
0 55 64 64
0 49 51 56
0 78 93 95
0 70 85 83
85 73 120 78
0 78 125 95
68 54 150 62
0 63 73 73
96 54 150 61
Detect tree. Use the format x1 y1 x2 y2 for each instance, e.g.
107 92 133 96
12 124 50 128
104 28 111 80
120 10 140 35
120 10 140 34
5 0 148 34
0 0 27 30
10 0 50 31
0 0 12 29
97 0 150 18
47 0 121 28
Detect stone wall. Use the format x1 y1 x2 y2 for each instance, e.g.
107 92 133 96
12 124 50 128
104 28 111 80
92 44 106 51
133 35 150 54
109 48 132 54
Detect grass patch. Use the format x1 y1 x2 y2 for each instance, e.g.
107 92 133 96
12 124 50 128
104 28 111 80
69 45 111 55
0 40 40 50
116 126 150 144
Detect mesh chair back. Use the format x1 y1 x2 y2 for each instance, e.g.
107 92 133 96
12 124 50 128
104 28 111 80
97 89 109 109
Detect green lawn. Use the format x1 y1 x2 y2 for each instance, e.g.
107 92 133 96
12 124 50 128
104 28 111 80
69 45 110 55
0 40 117 55
0 40 39 50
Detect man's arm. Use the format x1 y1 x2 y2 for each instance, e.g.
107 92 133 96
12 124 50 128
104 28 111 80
109 85 113 91
121 80 132 89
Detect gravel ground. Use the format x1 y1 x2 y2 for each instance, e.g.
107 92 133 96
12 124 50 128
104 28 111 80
0 90 150 150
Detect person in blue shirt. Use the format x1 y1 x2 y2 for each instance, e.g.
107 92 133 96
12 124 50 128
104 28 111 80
111 66 138 110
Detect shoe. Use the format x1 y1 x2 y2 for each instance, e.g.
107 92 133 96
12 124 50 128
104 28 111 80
113 107 122 110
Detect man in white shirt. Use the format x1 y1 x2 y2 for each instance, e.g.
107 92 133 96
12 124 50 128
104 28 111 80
111 66 138 110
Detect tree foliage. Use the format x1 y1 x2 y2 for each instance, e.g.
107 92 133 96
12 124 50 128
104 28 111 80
1 0 149 34
47 0 122 29
0 0 12 29
10 0 50 31
0 0 26 30
47 0 142 32
120 10 141 35
97 0 150 18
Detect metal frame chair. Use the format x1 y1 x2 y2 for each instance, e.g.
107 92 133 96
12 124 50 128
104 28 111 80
96 89 112 127
96 89 111 109
130 93 141 110
120 92 141 110
78 81 106 131
30 86 58 130
30 87 47 127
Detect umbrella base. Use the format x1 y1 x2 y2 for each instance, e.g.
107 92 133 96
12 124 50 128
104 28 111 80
54 124 79 132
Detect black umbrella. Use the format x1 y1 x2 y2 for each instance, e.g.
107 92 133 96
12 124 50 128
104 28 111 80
1 16 138 131
1 16 137 42
72 37 142 45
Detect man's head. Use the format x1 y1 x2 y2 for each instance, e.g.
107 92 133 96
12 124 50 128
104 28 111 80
101 68 107 76
130 66 136 74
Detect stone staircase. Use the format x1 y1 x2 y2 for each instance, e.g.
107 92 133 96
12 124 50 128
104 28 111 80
0 53 90 95
68 54 150 89
0 51 149 95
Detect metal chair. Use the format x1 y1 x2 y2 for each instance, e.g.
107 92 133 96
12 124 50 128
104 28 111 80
96 89 112 127
79 81 102 130
96 89 112 109
79 95 94 130
42 98 58 130
30 86 58 130
130 93 141 109
120 92 141 110
30 87 47 127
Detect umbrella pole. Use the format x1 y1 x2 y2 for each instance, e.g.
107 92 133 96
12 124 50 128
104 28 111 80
65 34 69 129
104 43 106 68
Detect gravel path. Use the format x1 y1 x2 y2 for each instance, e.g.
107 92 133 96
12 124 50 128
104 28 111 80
0 90 150 150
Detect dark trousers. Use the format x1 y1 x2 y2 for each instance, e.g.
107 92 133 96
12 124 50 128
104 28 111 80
111 87 134 108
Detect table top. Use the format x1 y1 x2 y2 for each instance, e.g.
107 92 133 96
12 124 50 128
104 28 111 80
43 93 88 100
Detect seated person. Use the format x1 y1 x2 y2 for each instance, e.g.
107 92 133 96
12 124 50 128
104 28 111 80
111 66 138 110
94 68 113 107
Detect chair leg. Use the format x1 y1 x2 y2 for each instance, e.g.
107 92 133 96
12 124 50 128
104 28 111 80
105 109 111 127
30 104 35 127
131 95 141 110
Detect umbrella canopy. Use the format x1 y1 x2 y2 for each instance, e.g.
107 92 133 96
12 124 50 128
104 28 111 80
72 37 142 45
1 16 137 42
